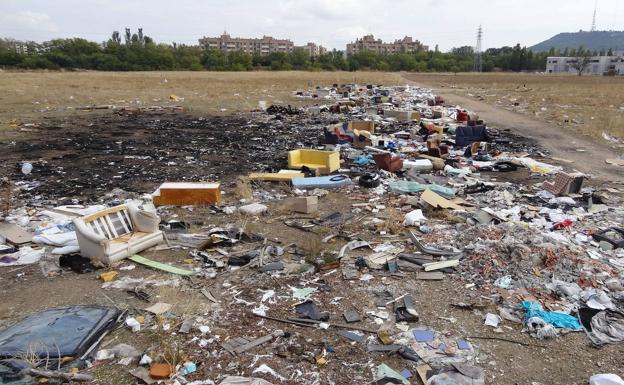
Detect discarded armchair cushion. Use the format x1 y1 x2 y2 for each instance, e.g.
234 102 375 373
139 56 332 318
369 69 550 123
288 149 340 175
73 202 164 265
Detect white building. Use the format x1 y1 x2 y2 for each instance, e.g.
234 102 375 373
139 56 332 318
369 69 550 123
546 54 624 75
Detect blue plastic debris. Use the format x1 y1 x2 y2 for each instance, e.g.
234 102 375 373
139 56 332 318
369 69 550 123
353 155 373 166
413 329 434 342
400 369 413 379
521 301 582 330
457 339 471 350
182 361 197 375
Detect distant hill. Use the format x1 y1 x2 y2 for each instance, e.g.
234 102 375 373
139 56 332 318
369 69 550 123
530 31 624 53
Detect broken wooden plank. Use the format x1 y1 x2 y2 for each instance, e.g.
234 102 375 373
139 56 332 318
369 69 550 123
416 364 433 384
422 259 459 272
416 271 445 280
232 330 284 354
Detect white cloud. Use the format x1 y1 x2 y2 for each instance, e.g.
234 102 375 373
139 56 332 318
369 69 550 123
280 0 375 21
0 11 59 37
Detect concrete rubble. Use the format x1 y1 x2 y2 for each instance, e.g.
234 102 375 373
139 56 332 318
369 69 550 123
0 83 623 384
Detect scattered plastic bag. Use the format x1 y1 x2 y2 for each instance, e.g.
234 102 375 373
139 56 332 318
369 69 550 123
403 209 427 226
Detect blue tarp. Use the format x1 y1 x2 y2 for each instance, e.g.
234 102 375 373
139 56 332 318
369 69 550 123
521 301 582 330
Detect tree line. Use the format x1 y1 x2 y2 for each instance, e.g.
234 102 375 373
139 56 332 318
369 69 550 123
0 29 570 72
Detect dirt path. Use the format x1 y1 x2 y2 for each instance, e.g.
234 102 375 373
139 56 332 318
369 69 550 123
402 74 624 182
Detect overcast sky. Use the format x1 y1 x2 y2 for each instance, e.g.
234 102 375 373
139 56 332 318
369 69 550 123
1 0 622 51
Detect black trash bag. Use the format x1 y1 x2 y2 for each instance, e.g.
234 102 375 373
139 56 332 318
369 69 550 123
227 254 254 266
59 255 96 274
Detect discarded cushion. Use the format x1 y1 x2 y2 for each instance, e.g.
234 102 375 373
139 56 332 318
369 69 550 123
0 305 121 359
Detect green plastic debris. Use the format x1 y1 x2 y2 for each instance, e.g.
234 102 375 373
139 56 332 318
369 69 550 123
388 181 455 198
129 255 194 276
292 287 317 300
376 363 410 385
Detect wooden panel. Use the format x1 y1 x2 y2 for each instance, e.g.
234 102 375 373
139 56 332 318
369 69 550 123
153 184 221 206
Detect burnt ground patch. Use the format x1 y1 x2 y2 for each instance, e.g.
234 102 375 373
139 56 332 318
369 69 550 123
1 111 326 204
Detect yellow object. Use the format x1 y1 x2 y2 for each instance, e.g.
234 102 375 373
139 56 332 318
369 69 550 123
288 149 340 175
136 315 145 324
249 170 304 181
316 356 327 366
377 330 393 345
99 271 119 282
70 368 79 374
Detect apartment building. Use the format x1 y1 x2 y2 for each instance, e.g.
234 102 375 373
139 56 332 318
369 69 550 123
198 32 294 55
546 54 624 75
297 42 327 57
346 35 428 56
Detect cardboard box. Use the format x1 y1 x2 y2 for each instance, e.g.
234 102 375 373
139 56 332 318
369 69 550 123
280 196 318 214
349 120 375 133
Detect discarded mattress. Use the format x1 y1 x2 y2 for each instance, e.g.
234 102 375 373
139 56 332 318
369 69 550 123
291 175 352 190
0 305 122 359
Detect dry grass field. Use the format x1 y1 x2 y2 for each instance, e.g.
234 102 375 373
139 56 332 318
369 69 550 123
405 72 624 141
3 71 622 142
0 71 403 130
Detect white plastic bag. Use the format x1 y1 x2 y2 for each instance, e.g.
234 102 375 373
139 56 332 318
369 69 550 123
590 374 624 385
403 209 427 226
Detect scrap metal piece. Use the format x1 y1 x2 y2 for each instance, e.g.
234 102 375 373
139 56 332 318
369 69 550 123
409 231 462 257
232 330 285 354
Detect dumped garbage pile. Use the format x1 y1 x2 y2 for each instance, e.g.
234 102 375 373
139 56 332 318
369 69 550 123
1 83 623 384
